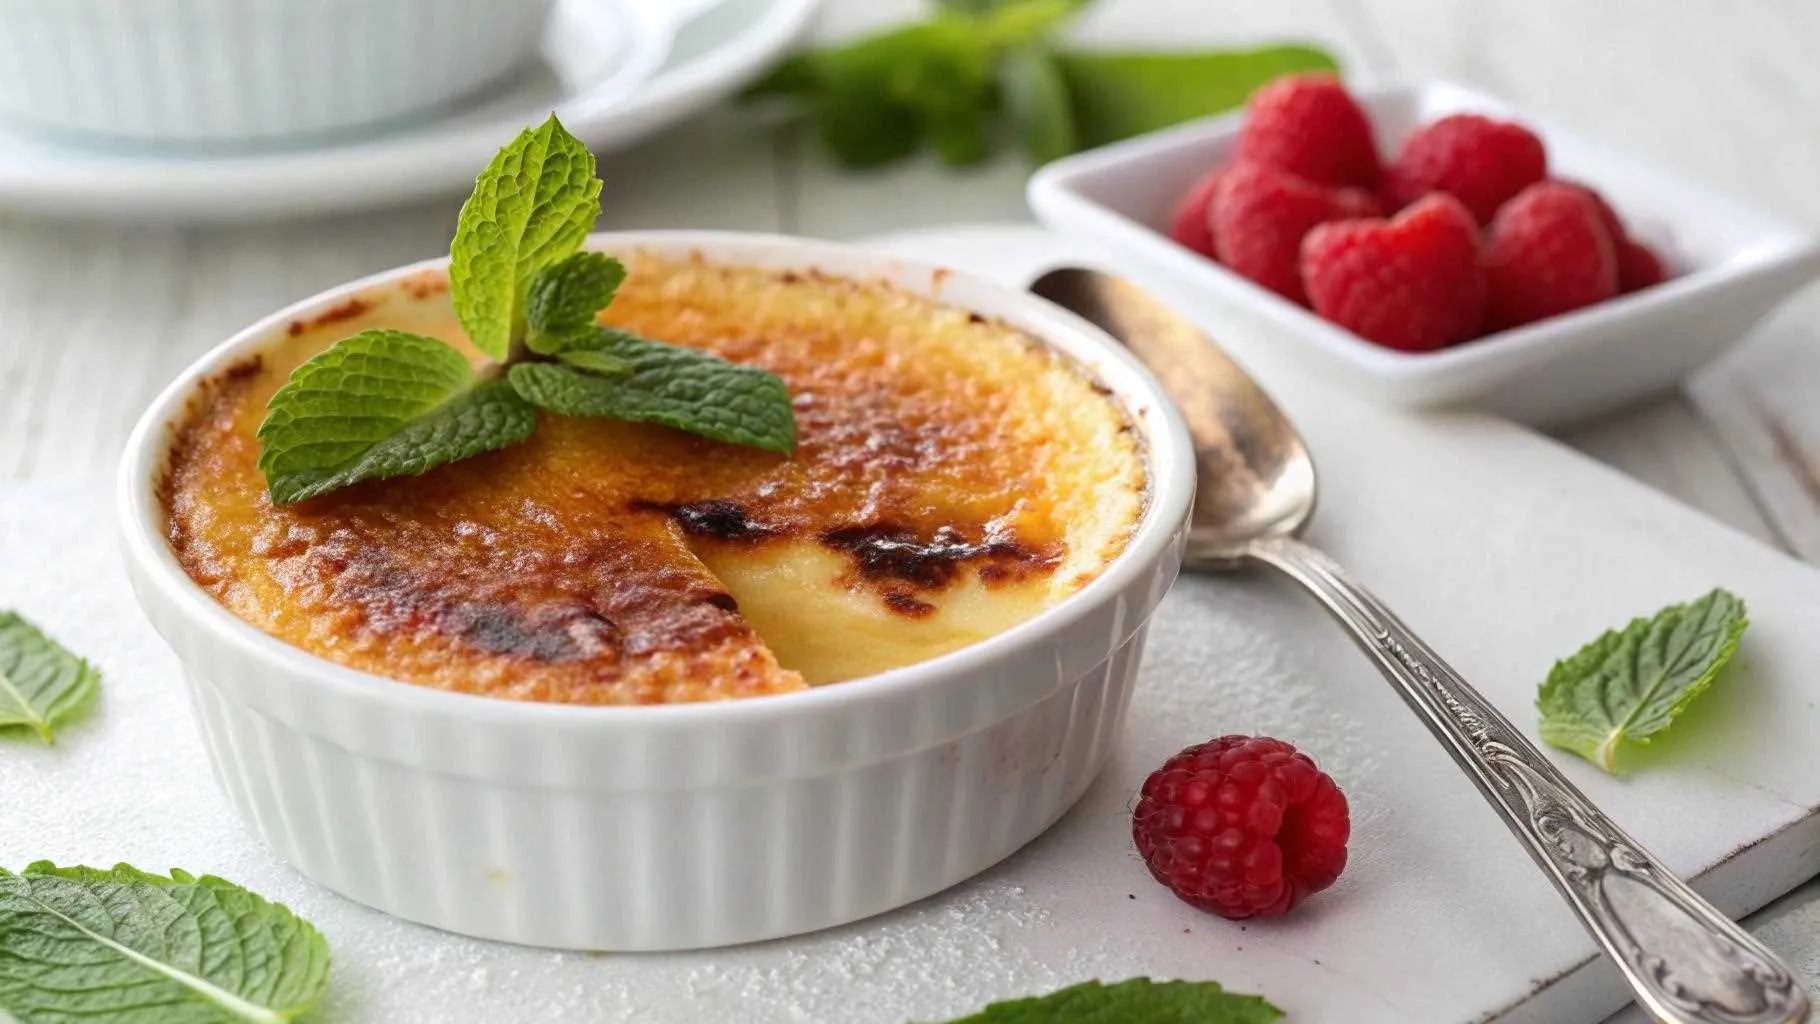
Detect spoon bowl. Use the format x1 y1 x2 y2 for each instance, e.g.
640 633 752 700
1031 268 1315 566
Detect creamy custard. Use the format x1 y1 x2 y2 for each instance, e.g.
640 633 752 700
162 253 1146 705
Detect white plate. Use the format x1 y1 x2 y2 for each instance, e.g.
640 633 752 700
0 0 819 222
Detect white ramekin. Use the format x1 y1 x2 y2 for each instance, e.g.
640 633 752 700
0 0 557 147
117 231 1195 951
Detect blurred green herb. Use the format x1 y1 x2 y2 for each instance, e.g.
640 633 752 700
748 0 1337 168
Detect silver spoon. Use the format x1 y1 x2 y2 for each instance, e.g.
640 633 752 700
1031 266 1808 1024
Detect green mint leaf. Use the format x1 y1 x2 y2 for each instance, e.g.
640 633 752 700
931 978 1282 1023
1055 45 1339 147
999 44 1077 164
815 87 924 168
257 330 537 505
0 613 98 745
1537 588 1748 774
753 20 996 171
525 251 627 351
0 863 330 1023
508 330 795 453
449 115 603 361
746 53 819 98
928 104 995 166
974 0 1091 46
555 348 635 376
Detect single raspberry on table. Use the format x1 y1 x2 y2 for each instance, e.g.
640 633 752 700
1167 164 1227 258
1483 181 1619 330
1301 192 1487 352
1132 735 1350 920
1384 114 1547 224
1563 180 1669 293
1213 161 1381 304
1236 73 1382 188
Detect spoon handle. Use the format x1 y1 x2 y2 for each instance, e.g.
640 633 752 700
1248 533 1808 1024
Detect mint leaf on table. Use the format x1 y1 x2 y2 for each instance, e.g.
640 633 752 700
752 19 999 169
526 250 627 350
0 863 330 1023
257 330 537 504
971 0 1092 44
509 330 796 453
814 82 927 168
999 44 1076 164
746 1 1337 170
1537 588 1748 774
449 115 603 361
1055 45 1340 147
0 613 98 745
931 978 1282 1023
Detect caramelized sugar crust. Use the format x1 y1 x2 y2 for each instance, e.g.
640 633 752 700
163 253 1146 704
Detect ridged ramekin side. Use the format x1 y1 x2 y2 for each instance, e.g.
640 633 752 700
178 613 1164 950
0 0 553 145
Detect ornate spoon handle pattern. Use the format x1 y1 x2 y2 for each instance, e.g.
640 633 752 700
1249 534 1808 1024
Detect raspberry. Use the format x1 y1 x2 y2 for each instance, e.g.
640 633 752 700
1236 73 1381 188
1562 181 1669 293
1617 238 1667 292
1571 181 1628 244
1166 164 1226 258
1214 161 1381 305
1385 114 1547 224
1301 193 1486 351
1133 735 1350 920
1483 181 1618 330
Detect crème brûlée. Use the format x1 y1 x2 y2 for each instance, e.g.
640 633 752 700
161 252 1147 705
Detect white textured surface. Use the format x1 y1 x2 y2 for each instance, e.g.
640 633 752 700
8 226 1820 1022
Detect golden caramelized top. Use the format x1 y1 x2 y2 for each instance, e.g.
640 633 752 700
162 252 1146 705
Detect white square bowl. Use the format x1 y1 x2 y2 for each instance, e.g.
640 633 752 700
1029 79 1820 429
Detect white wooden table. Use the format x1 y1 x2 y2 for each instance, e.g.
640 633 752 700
4 1 1818 1019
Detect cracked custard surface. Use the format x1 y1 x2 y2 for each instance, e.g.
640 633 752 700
161 252 1147 704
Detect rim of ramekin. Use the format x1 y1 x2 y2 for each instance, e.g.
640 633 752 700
117 230 1195 729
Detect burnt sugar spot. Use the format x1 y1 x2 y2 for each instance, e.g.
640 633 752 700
318 541 624 663
821 523 1060 593
310 296 374 328
639 499 778 541
443 603 616 662
883 591 935 617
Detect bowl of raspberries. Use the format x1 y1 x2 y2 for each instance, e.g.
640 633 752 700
1029 76 1820 428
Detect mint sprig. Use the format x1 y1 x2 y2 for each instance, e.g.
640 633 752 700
1537 588 1748 774
747 0 1336 168
256 117 796 504
0 612 98 745
930 978 1282 1023
0 863 330 1022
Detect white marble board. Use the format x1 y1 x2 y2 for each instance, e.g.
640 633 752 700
5 226 1820 1023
